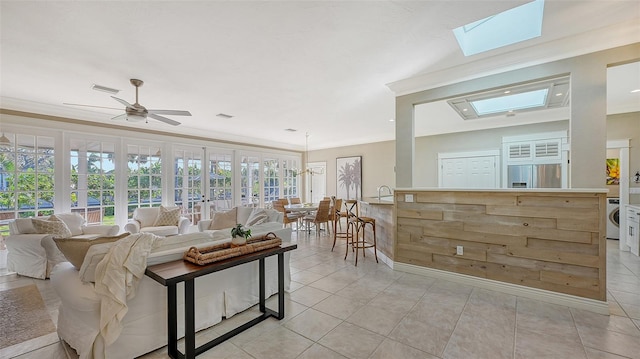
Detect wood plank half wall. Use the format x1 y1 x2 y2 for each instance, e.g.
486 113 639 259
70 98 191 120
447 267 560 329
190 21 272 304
394 189 607 301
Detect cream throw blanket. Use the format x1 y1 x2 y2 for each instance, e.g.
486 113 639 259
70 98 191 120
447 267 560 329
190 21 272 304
91 232 157 359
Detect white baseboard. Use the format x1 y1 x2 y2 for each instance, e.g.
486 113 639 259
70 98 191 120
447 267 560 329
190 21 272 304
357 247 394 269
394 262 609 315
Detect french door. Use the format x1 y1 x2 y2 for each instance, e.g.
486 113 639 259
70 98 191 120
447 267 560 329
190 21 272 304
240 155 261 207
173 147 202 224
173 146 233 225
207 151 233 214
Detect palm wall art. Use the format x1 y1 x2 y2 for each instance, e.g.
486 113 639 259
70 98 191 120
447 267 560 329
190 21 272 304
336 156 362 200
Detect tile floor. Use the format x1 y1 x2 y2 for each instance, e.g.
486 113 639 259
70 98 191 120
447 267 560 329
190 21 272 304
2 233 640 358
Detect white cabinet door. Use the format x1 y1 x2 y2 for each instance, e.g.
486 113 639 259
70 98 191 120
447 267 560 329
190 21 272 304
441 158 467 188
468 157 496 188
440 156 497 189
627 206 640 256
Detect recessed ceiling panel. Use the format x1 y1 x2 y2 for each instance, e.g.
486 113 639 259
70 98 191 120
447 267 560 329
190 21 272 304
447 76 570 120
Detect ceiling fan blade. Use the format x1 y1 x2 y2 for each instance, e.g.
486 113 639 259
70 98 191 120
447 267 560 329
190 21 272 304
111 96 133 108
111 114 127 121
148 113 181 126
148 109 192 116
63 103 122 111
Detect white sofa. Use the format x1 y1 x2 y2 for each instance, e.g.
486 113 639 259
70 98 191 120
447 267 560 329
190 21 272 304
197 206 284 236
5 213 119 279
51 229 292 359
124 206 190 236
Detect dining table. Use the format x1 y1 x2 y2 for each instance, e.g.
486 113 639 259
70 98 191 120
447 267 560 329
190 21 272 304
284 203 319 213
284 203 319 232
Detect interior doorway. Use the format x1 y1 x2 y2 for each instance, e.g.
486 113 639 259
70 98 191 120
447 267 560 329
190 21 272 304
306 162 326 203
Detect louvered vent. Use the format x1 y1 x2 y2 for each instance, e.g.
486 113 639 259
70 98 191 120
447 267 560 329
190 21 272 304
535 142 559 157
509 144 531 158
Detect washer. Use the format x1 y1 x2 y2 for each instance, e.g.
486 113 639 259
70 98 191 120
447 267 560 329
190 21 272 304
607 197 620 239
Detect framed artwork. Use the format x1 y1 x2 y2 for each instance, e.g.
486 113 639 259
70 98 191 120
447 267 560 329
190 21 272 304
336 156 362 200
606 158 620 185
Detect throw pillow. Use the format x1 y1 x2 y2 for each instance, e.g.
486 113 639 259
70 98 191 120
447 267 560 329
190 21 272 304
154 206 181 226
209 207 237 230
32 215 73 239
14 218 37 234
54 212 85 236
54 232 130 269
245 208 269 226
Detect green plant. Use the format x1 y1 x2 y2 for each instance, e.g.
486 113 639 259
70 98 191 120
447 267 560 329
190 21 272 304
230 223 251 239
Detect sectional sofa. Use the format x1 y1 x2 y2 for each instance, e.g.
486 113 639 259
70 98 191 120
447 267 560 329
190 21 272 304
51 219 292 358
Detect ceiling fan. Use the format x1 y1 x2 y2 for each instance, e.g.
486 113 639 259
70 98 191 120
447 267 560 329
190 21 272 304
65 79 191 126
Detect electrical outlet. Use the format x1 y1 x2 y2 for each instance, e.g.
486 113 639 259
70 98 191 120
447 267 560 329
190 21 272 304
456 246 463 255
405 194 414 202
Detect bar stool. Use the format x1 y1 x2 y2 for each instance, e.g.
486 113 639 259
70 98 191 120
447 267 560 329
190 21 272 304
331 198 349 251
344 200 378 266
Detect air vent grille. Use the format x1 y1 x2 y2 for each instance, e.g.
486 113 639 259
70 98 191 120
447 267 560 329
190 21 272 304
91 84 119 95
509 144 531 158
535 142 559 157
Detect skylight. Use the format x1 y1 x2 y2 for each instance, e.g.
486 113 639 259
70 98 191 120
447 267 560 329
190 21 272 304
471 89 549 115
453 0 545 56
447 76 569 120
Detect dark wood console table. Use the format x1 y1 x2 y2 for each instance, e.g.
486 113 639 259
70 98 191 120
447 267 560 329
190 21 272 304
145 243 297 359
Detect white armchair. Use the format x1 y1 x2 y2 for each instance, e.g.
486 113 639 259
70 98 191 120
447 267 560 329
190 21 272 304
5 212 119 279
124 206 191 236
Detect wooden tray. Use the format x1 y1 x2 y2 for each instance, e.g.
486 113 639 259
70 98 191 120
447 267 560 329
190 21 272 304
183 232 282 265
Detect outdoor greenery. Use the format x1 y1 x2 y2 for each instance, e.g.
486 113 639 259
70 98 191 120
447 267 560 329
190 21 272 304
0 148 55 215
0 139 297 235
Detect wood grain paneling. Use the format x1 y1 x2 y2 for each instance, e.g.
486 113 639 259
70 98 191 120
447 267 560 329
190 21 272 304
506 246 600 268
516 195 600 208
360 202 394 260
539 270 600 290
486 252 599 278
431 254 487 277
413 236 488 261
397 208 443 220
416 192 518 206
444 211 557 228
486 205 598 221
401 202 487 213
463 221 592 243
527 238 599 255
395 190 606 301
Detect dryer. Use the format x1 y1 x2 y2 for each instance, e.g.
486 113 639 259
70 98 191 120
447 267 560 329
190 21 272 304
607 198 620 239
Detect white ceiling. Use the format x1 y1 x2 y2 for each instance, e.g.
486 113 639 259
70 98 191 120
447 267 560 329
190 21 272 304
1 1 639 151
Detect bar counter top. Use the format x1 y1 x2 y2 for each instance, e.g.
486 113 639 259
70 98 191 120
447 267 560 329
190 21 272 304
396 187 608 193
360 197 394 205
